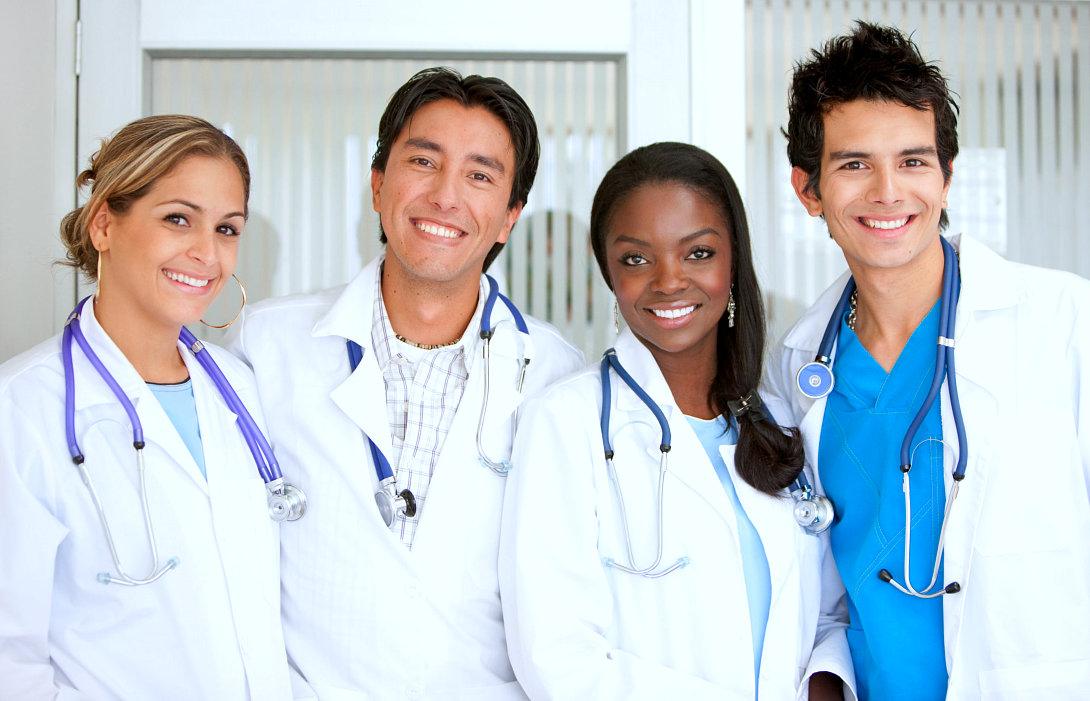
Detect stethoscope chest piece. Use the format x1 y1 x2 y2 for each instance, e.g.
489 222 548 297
791 486 834 534
796 361 834 400
267 480 308 522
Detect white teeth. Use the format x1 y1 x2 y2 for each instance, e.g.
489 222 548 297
165 271 209 288
416 221 461 239
651 305 696 320
862 217 910 230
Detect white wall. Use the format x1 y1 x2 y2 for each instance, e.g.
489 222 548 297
0 0 75 363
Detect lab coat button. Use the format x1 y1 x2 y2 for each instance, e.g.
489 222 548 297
405 683 423 699
407 584 420 599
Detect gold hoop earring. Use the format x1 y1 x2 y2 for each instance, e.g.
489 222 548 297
727 287 736 328
200 274 247 329
613 298 620 335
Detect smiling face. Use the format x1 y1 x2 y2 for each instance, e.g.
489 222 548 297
605 182 733 372
371 99 522 293
791 99 951 278
91 155 246 335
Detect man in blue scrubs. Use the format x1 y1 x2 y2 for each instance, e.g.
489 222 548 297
764 21 1090 700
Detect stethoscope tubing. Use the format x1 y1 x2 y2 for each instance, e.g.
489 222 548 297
346 274 530 525
179 327 282 484
803 237 967 597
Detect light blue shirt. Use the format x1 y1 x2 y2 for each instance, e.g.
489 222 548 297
687 414 770 692
820 300 947 700
149 379 207 479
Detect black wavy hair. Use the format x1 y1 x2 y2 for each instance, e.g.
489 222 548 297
590 142 804 495
371 67 540 271
785 21 959 230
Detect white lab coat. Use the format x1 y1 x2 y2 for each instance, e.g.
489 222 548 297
500 328 856 700
0 301 292 701
225 257 584 701
762 234 1090 700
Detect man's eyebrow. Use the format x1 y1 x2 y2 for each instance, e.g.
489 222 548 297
828 145 939 160
403 137 505 174
404 137 441 153
470 153 505 174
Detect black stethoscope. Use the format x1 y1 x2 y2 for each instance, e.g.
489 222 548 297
346 275 529 528
62 296 306 586
597 348 834 580
795 236 967 598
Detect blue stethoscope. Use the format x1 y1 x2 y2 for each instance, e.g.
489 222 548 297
598 348 834 580
346 275 530 528
62 296 306 587
795 236 967 598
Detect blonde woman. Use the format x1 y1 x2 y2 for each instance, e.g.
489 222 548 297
0 115 296 700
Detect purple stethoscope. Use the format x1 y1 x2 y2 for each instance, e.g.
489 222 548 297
62 296 306 586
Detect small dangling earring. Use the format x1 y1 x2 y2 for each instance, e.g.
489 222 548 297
613 298 620 335
200 274 247 329
95 250 103 300
727 287 736 328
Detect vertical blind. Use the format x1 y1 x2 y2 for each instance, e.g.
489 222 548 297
747 0 1090 341
150 57 620 355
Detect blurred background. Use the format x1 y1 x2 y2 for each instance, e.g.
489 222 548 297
3 0 1088 362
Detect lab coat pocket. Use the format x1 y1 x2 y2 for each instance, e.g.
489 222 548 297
978 658 1090 700
970 449 1072 556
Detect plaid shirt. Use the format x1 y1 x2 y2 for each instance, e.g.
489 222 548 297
370 272 483 548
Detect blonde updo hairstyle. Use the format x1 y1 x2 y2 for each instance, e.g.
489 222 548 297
60 114 250 281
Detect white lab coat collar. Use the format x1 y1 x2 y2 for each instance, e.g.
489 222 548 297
319 256 535 467
66 299 245 493
610 329 678 416
781 234 1022 353
606 327 811 684
68 298 150 413
312 257 383 347
607 329 744 528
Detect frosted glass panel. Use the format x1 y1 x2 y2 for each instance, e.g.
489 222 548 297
150 57 620 357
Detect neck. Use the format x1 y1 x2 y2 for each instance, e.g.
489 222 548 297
92 294 189 383
848 238 945 371
380 264 480 346
649 342 718 420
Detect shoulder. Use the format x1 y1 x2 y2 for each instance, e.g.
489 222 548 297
199 340 258 387
521 313 586 379
520 362 601 419
0 334 64 401
240 285 346 332
958 235 1090 332
524 314 582 355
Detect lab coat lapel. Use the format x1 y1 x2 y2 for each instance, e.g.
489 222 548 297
726 444 798 592
182 342 248 492
73 302 210 492
316 259 397 462
611 331 739 527
725 442 803 690
940 235 1012 667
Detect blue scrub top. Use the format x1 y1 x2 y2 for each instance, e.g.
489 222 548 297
819 301 948 701
687 414 770 695
149 379 207 479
